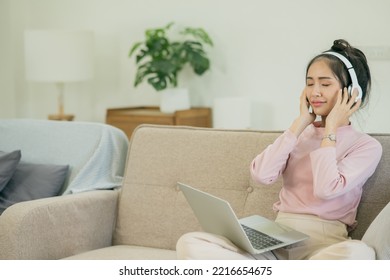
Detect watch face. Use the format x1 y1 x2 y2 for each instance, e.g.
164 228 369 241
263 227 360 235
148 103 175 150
323 134 336 141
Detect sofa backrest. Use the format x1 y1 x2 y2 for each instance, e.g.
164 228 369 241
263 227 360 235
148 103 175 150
0 119 128 194
114 125 390 250
353 133 390 239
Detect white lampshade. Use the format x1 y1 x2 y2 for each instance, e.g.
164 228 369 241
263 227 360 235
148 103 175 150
24 30 94 120
24 30 94 82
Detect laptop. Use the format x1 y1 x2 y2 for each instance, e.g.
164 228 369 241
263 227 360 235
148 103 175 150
178 182 309 255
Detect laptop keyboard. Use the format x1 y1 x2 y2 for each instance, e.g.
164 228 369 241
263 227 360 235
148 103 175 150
241 224 283 250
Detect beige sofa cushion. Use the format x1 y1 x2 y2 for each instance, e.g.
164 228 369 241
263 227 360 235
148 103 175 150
113 125 282 250
64 245 176 260
362 202 390 259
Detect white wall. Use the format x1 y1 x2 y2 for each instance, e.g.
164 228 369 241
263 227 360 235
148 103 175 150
1 0 390 132
0 0 14 118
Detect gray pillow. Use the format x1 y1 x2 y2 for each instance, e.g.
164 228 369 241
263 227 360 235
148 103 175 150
362 202 390 260
0 162 69 214
0 150 21 192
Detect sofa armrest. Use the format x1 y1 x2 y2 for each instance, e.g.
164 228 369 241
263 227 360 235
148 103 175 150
0 190 119 259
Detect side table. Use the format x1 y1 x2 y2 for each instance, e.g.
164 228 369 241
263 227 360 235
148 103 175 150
106 106 212 139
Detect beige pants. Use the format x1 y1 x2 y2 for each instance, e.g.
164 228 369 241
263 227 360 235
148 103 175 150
176 212 375 260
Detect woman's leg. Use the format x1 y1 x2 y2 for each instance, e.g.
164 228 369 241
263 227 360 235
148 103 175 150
309 240 375 260
176 231 276 260
274 212 350 260
275 212 375 260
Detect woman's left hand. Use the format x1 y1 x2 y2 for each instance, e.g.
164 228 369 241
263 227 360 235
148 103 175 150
325 88 362 130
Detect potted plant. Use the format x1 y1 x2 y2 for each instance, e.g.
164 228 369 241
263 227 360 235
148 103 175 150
129 22 213 113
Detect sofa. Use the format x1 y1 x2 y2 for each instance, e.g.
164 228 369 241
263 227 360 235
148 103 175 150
2 124 389 259
0 119 128 259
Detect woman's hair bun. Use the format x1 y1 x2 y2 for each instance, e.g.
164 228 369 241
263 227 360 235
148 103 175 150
331 39 352 53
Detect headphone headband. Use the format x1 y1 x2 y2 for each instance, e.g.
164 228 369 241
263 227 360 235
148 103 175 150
323 51 362 100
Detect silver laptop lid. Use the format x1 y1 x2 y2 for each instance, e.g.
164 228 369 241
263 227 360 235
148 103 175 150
179 182 256 253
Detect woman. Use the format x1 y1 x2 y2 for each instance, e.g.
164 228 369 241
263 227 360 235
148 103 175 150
176 39 382 260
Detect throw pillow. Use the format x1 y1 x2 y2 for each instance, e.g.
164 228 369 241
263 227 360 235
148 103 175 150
0 150 21 192
361 202 390 260
0 162 69 214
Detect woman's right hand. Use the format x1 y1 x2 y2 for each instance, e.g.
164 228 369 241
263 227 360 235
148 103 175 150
300 89 316 123
289 89 316 137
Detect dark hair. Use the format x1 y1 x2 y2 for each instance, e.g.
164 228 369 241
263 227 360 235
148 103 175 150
306 39 371 106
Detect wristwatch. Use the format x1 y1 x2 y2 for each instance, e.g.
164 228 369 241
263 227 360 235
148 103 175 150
322 134 336 142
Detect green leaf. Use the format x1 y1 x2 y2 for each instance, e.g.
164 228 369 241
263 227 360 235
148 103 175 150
129 22 213 91
129 42 143 57
181 27 213 46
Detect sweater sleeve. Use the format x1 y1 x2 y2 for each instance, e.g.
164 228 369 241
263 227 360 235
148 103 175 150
250 129 297 184
310 137 382 200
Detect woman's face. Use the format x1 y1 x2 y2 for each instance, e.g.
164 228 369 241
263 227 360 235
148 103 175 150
306 59 342 116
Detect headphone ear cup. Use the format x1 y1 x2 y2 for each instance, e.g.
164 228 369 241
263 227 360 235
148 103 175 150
356 86 363 101
348 85 363 101
348 85 353 96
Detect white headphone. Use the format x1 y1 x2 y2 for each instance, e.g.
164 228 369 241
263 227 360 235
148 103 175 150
324 51 363 101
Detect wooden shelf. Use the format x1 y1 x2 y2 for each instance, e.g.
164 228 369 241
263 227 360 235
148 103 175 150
106 106 212 139
48 114 74 121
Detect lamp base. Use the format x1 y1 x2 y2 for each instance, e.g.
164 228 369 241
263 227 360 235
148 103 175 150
48 114 74 121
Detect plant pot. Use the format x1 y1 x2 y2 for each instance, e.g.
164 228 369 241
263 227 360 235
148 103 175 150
160 88 191 113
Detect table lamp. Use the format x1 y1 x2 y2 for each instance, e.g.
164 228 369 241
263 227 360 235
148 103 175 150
24 30 94 121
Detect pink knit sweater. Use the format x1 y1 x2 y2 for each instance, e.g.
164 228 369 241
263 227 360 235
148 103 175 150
250 122 382 226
